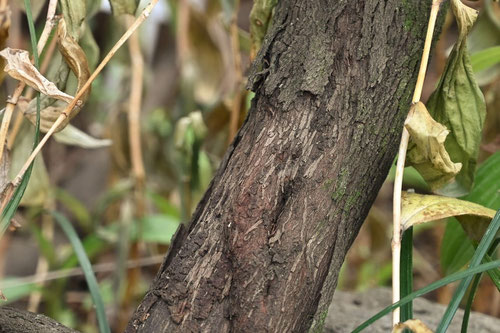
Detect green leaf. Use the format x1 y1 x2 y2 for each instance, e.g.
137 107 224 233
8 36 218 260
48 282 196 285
108 0 140 16
468 0 500 86
0 277 39 304
400 228 413 322
353 210 500 333
441 152 500 274
59 0 87 39
138 214 181 244
436 210 500 332
441 219 474 275
52 211 111 333
426 0 486 195
471 46 500 73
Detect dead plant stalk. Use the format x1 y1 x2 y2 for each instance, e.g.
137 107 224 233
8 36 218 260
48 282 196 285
11 0 159 189
392 0 442 326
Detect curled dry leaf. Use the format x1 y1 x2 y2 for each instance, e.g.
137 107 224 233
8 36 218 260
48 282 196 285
23 18 91 133
401 192 496 242
0 48 73 103
426 0 486 195
405 102 462 191
392 319 433 333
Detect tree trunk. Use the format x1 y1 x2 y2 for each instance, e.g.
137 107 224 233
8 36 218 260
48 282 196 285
125 1 439 332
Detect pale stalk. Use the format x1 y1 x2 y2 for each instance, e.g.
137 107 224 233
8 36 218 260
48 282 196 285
11 0 159 188
228 0 242 143
2 255 164 289
127 15 146 187
0 0 58 161
392 0 442 325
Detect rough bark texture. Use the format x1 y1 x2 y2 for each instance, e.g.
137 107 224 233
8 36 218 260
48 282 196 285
0 306 78 333
126 1 439 332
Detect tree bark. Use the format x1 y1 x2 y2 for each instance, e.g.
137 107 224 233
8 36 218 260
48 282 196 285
125 1 440 332
0 306 78 333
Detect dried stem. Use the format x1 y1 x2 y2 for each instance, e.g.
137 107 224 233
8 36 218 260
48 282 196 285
11 0 159 189
391 0 442 325
228 0 242 143
127 15 146 188
0 0 58 162
115 16 147 331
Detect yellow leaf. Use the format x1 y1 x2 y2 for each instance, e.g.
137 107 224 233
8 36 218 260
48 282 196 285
393 319 433 333
401 192 495 234
405 102 462 191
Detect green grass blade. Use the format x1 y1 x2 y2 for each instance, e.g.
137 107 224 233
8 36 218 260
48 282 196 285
400 227 413 322
52 211 111 333
471 46 500 73
460 271 481 333
352 260 500 333
436 210 500 333
461 239 500 333
1 0 42 236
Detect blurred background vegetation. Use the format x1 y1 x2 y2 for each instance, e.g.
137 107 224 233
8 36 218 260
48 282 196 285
0 0 498 332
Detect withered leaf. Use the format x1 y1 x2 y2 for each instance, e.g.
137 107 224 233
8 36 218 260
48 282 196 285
401 192 496 242
392 319 433 333
405 102 462 191
0 48 73 103
23 18 91 133
426 0 486 195
53 124 112 149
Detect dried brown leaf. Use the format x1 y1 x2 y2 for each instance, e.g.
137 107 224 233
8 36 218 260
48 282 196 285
23 18 91 133
393 319 433 333
0 48 73 103
405 102 462 191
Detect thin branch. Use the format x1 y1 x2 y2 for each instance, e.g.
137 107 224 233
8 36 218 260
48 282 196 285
391 0 442 326
1 255 164 290
10 0 159 189
0 0 58 162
